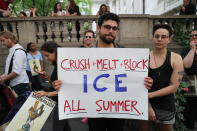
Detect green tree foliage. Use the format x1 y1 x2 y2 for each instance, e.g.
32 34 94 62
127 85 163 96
173 23 190 47
174 81 187 131
75 0 92 15
11 0 56 16
174 71 190 131
10 0 92 16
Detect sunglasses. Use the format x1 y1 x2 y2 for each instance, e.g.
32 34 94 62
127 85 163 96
154 34 169 39
190 34 197 38
102 25 119 31
85 36 93 39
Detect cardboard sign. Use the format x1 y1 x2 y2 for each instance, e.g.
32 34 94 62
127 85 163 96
58 48 149 120
29 59 41 76
6 93 56 131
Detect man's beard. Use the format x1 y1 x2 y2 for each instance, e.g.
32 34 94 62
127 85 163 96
99 33 115 44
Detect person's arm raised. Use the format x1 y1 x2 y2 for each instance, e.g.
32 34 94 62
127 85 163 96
183 41 197 68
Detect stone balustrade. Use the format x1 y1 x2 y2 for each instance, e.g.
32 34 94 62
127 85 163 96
0 15 196 46
0 15 98 47
0 15 196 73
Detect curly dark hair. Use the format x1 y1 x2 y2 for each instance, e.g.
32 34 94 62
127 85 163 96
152 24 173 37
98 12 120 27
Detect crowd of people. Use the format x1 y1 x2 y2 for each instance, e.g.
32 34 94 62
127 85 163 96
0 0 196 18
0 0 110 18
0 0 197 131
0 0 81 18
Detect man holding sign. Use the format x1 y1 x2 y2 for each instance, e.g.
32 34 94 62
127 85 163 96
88 12 151 131
54 13 153 131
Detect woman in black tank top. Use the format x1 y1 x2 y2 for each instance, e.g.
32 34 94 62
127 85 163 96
139 24 183 131
149 50 175 112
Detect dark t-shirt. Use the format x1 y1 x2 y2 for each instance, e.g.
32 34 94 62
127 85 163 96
95 42 124 48
51 64 57 82
79 45 85 48
180 3 196 15
68 6 81 34
68 6 81 15
181 47 197 75
50 64 58 102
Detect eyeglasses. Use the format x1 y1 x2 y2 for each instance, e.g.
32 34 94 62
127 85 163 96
85 36 92 39
102 25 119 31
154 34 169 39
190 34 197 38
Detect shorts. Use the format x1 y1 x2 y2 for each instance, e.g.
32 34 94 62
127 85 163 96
154 108 175 124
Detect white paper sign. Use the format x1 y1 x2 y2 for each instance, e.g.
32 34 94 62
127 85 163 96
58 48 149 120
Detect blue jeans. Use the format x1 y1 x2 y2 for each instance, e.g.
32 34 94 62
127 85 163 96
11 83 30 96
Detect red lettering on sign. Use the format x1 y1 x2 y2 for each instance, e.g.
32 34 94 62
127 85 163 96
61 59 90 70
96 59 119 70
95 99 141 115
64 100 86 112
123 59 148 70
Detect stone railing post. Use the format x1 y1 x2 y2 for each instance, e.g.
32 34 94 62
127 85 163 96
37 21 45 44
71 20 78 42
17 20 37 45
54 21 62 43
118 14 151 47
79 20 85 42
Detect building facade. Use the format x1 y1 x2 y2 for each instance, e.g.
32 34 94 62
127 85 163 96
92 0 193 15
145 0 183 15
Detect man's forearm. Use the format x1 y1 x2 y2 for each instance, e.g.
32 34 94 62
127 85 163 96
4 72 18 82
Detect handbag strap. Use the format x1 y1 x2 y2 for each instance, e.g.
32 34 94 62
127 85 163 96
6 48 26 86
